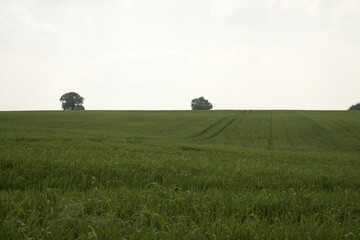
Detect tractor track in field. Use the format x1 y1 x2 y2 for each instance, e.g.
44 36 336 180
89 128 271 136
303 113 340 150
189 110 251 139
190 116 234 138
204 117 237 140
267 111 274 150
329 119 360 143
280 113 295 148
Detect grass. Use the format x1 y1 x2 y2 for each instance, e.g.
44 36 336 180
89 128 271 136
1 110 360 239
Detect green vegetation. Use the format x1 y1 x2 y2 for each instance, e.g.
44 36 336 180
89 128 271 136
191 96 213 110
60 92 85 110
349 103 360 110
1 110 360 239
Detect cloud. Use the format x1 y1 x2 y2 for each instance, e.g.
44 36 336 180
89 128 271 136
0 0 359 110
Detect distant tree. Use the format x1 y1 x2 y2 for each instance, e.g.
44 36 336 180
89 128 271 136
60 92 85 110
349 103 360 110
191 96 213 110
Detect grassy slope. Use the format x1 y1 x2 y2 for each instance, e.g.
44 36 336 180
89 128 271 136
1 110 360 239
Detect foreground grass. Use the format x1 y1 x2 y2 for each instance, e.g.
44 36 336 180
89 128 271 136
1 110 360 239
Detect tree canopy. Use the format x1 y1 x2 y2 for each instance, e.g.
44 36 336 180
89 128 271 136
60 92 85 110
349 103 360 110
191 96 213 110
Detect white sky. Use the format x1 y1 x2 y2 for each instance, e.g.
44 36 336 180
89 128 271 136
0 0 359 110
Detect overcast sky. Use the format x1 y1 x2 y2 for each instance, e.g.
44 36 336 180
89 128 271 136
0 0 359 110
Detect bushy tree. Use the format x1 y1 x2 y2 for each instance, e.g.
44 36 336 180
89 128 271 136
60 92 85 110
191 96 213 110
349 103 360 110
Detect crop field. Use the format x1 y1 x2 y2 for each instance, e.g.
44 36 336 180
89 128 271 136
1 110 360 239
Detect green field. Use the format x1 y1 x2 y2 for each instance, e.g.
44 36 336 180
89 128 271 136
1 110 360 239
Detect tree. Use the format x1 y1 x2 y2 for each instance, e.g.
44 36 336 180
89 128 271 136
60 92 85 110
349 103 360 110
191 96 213 110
